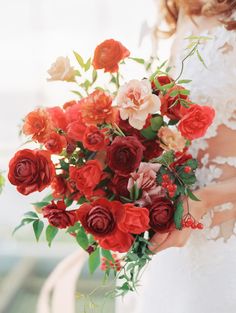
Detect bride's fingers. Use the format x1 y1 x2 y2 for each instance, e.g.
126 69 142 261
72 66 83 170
149 232 169 252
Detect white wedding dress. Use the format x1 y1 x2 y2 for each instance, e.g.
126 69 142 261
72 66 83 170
116 12 236 313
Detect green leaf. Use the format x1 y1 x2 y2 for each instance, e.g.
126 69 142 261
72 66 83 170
196 49 207 68
162 82 175 90
13 218 35 235
42 194 54 203
178 89 190 96
89 248 100 274
46 225 58 247
71 90 83 98
101 249 114 262
32 201 49 209
169 89 180 97
168 119 179 126
64 198 73 207
84 58 91 71
186 188 201 201
33 220 44 241
153 151 174 166
76 228 89 250
186 159 198 170
24 211 39 219
177 79 192 84
92 70 98 83
174 201 184 230
129 57 145 64
141 126 157 140
73 51 85 68
60 159 69 171
150 116 163 131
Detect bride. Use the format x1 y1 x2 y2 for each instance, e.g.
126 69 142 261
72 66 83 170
116 0 236 312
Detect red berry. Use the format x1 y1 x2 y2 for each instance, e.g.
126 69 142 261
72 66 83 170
197 223 204 230
167 184 174 192
162 174 169 181
184 166 192 173
162 182 168 188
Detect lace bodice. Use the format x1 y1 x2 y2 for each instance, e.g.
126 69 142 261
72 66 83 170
171 17 236 242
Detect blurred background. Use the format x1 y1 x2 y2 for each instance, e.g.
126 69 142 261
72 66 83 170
0 1 170 312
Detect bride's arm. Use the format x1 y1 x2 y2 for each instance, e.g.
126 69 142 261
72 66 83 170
150 176 236 253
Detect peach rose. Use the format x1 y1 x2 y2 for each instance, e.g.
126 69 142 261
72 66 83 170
47 56 76 82
158 126 186 152
116 79 160 130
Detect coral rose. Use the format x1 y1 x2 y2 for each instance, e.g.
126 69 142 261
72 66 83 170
148 197 175 233
23 108 53 143
106 136 144 176
80 90 117 125
92 39 130 73
119 203 150 234
66 121 87 142
158 126 186 152
178 104 215 140
8 149 55 195
83 126 109 151
43 200 78 229
160 85 189 120
44 132 67 154
69 160 103 197
116 79 161 130
47 56 76 82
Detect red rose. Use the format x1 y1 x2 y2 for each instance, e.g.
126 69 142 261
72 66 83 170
47 106 67 131
92 39 130 73
67 121 87 141
151 75 173 95
106 136 144 176
78 198 124 237
110 175 130 198
118 115 141 138
160 86 189 120
51 175 67 199
178 104 215 140
69 160 103 197
43 200 78 229
148 197 175 233
143 140 163 160
99 230 134 253
119 203 150 234
65 101 83 123
8 149 55 195
44 132 67 154
83 125 109 151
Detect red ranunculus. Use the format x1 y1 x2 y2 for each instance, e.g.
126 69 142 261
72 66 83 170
83 125 109 151
160 86 189 120
78 198 124 237
106 136 144 176
43 200 78 228
148 197 175 233
142 140 163 161
51 175 67 199
178 104 215 140
69 160 103 197
99 230 134 253
110 175 130 198
92 39 130 73
47 106 68 131
44 132 67 154
8 149 55 195
66 121 87 141
119 203 150 234
151 75 173 95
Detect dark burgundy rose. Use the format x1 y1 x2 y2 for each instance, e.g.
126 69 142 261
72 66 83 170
43 200 78 229
160 86 189 120
106 136 144 176
110 175 130 198
143 140 163 161
151 75 173 95
118 115 141 138
8 149 55 195
77 198 124 238
148 197 175 233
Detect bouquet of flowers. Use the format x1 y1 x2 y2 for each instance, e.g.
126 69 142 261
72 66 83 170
8 38 215 295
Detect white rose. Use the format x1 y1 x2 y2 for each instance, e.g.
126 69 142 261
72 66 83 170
47 56 75 82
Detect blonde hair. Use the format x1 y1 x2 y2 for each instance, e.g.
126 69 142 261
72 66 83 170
156 0 236 37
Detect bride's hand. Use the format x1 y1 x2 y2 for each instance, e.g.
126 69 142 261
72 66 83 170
149 196 204 253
